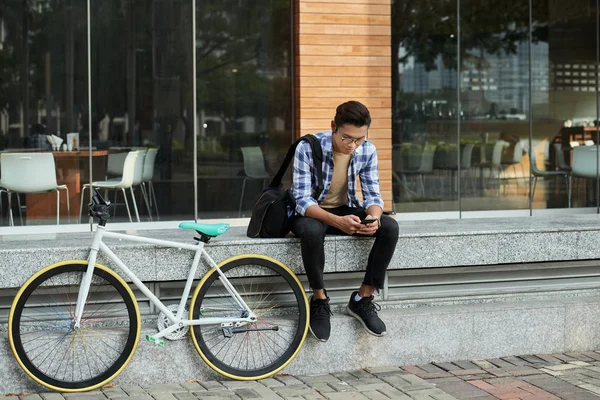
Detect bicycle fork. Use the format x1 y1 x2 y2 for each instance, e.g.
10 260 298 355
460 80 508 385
73 226 105 329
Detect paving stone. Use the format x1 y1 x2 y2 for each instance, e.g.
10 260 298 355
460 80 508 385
347 381 392 392
470 360 497 370
40 395 66 400
375 387 412 400
259 379 285 388
565 353 597 362
582 352 600 362
62 394 106 400
234 388 263 399
302 383 335 394
428 377 497 400
295 375 340 385
102 387 128 398
20 395 43 400
271 384 317 397
379 375 433 392
506 355 541 366
431 363 462 372
110 396 153 400
535 354 566 365
331 372 358 382
327 381 354 392
360 391 390 400
408 388 458 400
523 374 600 400
274 376 305 386
486 358 515 368
550 354 578 363
200 381 226 390
416 364 448 374
451 360 481 370
122 385 149 396
363 366 403 376
322 392 369 400
302 395 326 400
144 384 186 394
181 382 205 392
174 393 197 400
151 394 178 400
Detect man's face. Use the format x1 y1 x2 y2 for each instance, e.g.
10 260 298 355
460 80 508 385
331 122 368 154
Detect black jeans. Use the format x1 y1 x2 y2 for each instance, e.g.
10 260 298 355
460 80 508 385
290 205 399 291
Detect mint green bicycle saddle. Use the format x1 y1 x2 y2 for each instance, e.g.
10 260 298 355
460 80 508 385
178 222 230 237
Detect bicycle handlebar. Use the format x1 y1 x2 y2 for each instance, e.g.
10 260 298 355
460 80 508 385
89 189 112 225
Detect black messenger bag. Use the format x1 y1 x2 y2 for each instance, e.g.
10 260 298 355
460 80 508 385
246 135 323 238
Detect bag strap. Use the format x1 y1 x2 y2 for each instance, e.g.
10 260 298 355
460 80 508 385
269 135 324 198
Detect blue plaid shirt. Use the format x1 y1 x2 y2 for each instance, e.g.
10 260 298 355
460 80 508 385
291 130 384 216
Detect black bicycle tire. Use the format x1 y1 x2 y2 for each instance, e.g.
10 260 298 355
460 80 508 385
9 261 140 392
189 255 308 380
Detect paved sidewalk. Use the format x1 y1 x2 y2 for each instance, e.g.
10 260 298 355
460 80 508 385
6 352 600 399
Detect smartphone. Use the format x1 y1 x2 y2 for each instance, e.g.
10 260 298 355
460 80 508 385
360 217 377 224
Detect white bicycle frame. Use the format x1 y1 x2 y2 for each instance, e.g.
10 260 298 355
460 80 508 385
73 225 257 340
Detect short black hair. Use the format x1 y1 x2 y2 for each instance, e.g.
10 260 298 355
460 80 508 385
334 101 371 129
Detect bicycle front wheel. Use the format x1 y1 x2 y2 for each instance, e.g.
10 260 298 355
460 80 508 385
189 255 308 380
8 261 141 392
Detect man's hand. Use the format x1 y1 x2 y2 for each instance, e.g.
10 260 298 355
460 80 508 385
335 214 364 235
356 214 379 236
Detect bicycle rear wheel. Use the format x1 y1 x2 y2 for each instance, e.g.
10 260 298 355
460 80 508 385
8 261 140 392
189 254 308 380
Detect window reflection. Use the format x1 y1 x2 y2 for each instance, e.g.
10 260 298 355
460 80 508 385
195 0 292 218
0 0 292 225
391 0 459 213
533 0 599 209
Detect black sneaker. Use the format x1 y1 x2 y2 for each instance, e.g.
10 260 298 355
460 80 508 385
309 294 332 342
347 291 386 337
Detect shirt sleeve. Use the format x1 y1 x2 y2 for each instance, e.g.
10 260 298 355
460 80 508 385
359 147 385 210
291 141 318 216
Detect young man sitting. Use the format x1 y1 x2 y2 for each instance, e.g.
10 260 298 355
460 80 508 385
290 100 399 341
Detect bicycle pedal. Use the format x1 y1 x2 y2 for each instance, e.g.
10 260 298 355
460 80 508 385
145 334 165 347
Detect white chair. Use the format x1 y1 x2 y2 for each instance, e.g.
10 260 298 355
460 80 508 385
552 143 571 172
570 146 599 205
106 149 151 222
529 149 570 208
141 148 159 220
80 151 140 223
0 153 70 226
402 144 437 197
105 151 129 179
238 147 269 217
479 140 509 194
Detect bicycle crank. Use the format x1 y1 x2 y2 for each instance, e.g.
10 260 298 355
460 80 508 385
222 326 279 338
157 304 189 340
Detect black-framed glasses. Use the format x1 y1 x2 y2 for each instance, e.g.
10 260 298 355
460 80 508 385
335 129 367 145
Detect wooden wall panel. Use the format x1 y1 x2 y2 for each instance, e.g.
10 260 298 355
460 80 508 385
295 0 392 210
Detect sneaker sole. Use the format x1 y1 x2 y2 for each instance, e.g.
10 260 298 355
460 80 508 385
346 306 387 337
309 324 329 342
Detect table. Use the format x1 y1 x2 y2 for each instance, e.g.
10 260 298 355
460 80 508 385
25 151 109 222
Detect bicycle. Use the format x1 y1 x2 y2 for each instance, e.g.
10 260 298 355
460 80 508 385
8 189 309 392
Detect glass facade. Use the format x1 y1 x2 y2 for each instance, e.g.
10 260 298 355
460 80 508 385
0 0 291 226
391 0 600 214
2 0 600 229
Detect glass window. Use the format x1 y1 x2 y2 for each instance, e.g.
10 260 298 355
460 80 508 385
0 1 88 225
195 0 292 219
391 0 459 213
532 0 598 210
459 0 530 212
0 0 292 227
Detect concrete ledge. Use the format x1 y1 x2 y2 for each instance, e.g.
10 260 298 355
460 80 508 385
2 290 600 394
2 214 600 289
